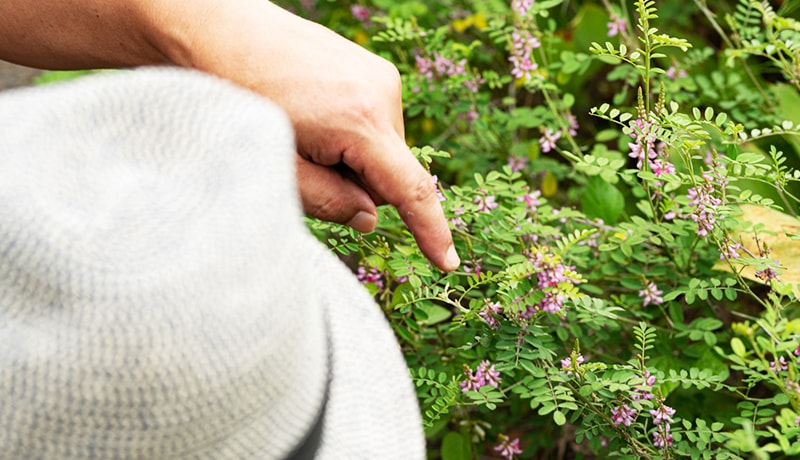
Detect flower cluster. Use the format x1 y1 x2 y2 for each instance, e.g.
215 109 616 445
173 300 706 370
638 281 664 307
607 13 627 37
350 4 370 22
518 189 542 213
771 356 788 372
508 29 541 81
474 191 499 213
415 51 483 94
539 127 561 153
719 237 742 260
628 117 674 181
494 433 523 460
687 170 725 237
511 0 534 17
479 300 502 329
357 265 384 290
610 403 637 427
460 360 502 392
522 251 583 316
631 371 657 401
650 402 676 448
561 353 585 375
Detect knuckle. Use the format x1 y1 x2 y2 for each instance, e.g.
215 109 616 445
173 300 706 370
305 190 351 224
407 174 437 205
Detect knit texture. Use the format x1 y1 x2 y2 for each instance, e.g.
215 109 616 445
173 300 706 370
0 68 424 459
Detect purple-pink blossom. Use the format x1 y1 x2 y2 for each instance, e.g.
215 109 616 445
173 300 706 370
449 206 467 230
756 264 779 283
770 356 788 372
539 127 561 153
610 403 637 426
719 237 742 260
652 424 674 447
607 13 627 37
687 180 723 237
350 4 370 22
631 371 657 401
416 52 468 81
357 266 384 290
649 404 676 425
666 65 688 80
494 434 523 460
567 113 579 136
474 193 498 213
460 360 502 392
639 281 664 307
479 301 502 329
432 175 446 202
628 117 658 170
508 29 540 81
507 155 529 173
521 251 583 316
511 0 535 17
463 257 483 277
518 190 542 212
561 354 585 374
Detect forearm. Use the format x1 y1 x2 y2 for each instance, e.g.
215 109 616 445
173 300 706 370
0 0 214 69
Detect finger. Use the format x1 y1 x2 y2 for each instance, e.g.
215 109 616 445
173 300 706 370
344 135 460 272
295 156 378 233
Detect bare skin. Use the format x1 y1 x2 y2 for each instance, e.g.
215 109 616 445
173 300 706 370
0 0 460 271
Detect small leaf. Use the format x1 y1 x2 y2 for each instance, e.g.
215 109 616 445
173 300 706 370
441 432 472 460
581 176 625 224
542 171 558 197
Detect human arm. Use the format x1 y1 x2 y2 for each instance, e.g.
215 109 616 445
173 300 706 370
0 0 460 271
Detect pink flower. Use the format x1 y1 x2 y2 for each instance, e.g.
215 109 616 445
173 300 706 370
479 301 502 329
649 404 676 425
666 65 688 80
518 190 542 212
631 371 657 401
610 403 637 426
567 113 579 136
756 265 779 283
652 424 674 447
639 281 664 307
687 182 723 237
459 360 502 392
508 29 540 81
771 356 788 372
719 238 741 260
539 128 561 153
350 4 370 22
607 13 627 37
507 155 529 173
561 354 585 374
494 434 523 460
474 193 498 213
432 175 446 202
511 0 535 17
357 266 384 290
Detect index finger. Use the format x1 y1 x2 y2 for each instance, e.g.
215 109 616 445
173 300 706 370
344 134 460 272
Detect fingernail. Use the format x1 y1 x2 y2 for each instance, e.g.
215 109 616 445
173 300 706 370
444 244 460 272
347 211 377 233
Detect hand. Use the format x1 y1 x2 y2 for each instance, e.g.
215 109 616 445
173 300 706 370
0 0 460 271
180 1 460 271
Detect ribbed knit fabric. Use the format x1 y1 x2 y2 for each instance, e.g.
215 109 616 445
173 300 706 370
0 68 425 459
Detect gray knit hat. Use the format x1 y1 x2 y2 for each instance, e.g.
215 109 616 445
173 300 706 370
0 68 425 459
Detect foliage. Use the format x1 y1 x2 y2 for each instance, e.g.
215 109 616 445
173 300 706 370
282 0 800 458
276 0 800 458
